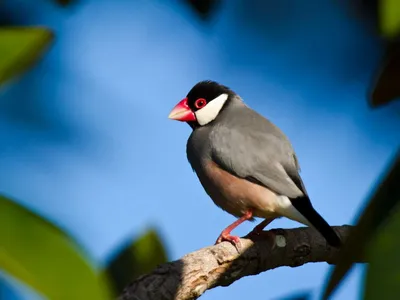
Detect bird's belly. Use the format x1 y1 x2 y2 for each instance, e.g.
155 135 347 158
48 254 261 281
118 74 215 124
197 160 284 219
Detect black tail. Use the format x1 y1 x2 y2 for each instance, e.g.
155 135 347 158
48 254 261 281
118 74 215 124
291 196 342 247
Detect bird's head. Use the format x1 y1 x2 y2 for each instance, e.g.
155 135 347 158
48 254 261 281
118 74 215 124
168 80 235 128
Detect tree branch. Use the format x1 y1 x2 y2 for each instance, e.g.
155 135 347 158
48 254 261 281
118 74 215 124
118 225 358 300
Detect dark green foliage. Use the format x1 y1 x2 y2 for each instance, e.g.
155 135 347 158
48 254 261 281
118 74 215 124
106 229 168 293
0 195 113 300
0 27 53 86
323 150 400 299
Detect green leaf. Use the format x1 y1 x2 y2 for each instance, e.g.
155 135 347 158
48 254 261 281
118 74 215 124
0 27 54 86
0 195 113 300
379 0 400 39
370 43 400 108
106 228 168 293
363 205 400 300
322 150 400 299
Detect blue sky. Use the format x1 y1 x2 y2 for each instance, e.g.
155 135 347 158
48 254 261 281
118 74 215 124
1 0 399 299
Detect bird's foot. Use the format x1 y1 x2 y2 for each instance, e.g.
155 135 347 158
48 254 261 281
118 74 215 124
245 229 276 251
245 217 276 240
215 233 242 252
248 226 266 237
246 228 275 240
213 210 253 253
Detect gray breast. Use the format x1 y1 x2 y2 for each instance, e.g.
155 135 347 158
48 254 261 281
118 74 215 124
186 126 238 215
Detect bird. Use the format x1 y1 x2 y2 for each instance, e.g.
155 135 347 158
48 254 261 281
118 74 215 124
168 80 341 249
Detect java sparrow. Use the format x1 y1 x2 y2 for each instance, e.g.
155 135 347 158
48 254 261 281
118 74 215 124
168 80 341 248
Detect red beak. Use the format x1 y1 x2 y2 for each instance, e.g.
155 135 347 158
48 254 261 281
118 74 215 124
168 98 196 122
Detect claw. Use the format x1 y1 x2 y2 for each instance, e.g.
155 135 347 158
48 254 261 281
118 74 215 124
213 210 253 253
215 233 242 252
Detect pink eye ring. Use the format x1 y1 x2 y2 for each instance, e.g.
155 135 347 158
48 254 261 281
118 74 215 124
194 98 207 109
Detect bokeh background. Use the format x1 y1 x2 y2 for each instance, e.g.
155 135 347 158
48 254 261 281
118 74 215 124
1 0 399 299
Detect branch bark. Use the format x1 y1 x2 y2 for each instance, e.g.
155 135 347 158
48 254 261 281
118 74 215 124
118 225 357 300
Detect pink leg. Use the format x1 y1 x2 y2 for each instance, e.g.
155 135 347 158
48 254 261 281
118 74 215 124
215 210 253 248
247 217 276 236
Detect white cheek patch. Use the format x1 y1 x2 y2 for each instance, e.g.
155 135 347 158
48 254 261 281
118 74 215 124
195 93 228 126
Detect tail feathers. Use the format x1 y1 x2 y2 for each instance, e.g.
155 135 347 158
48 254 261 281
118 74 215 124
291 197 342 247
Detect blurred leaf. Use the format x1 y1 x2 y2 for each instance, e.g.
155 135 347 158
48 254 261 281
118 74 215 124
0 195 113 300
184 0 221 20
0 27 54 86
363 205 400 300
336 0 379 34
53 0 75 6
106 228 168 293
379 0 400 38
336 1 400 107
370 42 400 107
276 290 311 300
322 150 400 299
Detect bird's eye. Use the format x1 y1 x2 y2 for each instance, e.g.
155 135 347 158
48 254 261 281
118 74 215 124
194 98 207 109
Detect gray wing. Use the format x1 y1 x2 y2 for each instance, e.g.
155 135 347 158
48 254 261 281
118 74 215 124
210 115 306 199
